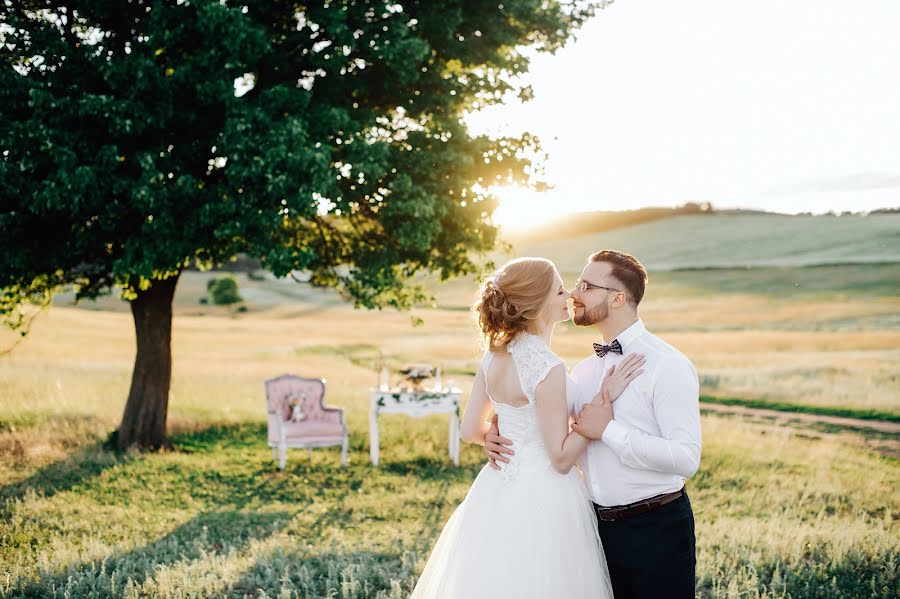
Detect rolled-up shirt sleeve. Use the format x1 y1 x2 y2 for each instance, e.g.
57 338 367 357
601 356 702 478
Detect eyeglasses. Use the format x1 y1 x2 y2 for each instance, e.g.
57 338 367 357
574 280 623 294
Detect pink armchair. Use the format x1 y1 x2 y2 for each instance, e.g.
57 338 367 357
265 374 349 469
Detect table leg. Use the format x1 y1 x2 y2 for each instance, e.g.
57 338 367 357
450 413 460 466
447 415 453 460
369 408 379 466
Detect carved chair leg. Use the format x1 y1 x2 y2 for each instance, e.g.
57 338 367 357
279 442 287 470
341 435 349 466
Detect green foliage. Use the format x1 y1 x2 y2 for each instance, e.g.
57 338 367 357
208 276 243 305
0 0 600 325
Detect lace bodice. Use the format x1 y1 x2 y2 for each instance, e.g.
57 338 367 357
482 333 576 480
506 333 563 404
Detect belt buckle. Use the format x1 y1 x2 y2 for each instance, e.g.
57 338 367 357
596 506 621 522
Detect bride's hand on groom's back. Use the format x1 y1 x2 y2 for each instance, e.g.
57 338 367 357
484 414 514 470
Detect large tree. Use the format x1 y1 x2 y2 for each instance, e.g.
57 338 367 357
0 0 602 449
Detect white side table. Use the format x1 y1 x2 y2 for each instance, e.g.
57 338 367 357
369 387 462 466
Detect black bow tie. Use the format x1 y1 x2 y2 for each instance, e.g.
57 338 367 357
593 339 623 357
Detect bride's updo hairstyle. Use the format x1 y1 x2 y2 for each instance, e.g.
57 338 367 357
474 257 556 350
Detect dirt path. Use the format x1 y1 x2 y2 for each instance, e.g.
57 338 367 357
699 401 900 435
700 401 900 459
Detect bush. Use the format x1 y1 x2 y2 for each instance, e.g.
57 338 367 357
209 276 243 305
199 297 209 305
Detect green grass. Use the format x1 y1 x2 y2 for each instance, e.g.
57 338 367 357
701 395 900 423
3 249 899 597
1 414 898 598
0 422 474 598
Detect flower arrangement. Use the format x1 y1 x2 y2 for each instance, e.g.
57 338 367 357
399 363 434 389
287 392 307 423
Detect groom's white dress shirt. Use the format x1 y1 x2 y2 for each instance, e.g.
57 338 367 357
570 319 701 507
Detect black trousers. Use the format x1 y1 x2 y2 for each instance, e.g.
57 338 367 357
595 490 696 599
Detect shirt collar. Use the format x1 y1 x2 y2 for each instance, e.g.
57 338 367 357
611 319 646 351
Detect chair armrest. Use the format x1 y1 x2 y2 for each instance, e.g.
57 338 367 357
319 406 345 425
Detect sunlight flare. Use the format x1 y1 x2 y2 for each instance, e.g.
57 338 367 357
490 186 561 230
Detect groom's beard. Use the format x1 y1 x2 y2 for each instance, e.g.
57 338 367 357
574 301 608 326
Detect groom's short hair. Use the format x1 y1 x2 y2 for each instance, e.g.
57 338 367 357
588 250 648 306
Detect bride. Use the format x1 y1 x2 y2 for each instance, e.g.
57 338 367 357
411 257 641 599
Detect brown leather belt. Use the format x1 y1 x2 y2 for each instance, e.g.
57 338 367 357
593 488 684 522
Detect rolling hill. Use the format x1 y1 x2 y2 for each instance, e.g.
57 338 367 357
511 212 900 272
52 211 899 313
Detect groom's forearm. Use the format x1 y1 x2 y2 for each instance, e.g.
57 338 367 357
601 359 702 478
602 420 701 478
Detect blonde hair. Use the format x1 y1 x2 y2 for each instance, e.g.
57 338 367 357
474 257 557 350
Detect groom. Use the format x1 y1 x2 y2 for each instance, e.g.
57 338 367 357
484 249 701 599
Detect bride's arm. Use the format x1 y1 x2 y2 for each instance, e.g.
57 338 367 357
536 364 590 473
460 365 494 445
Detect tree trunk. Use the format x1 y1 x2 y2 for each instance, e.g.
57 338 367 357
117 274 180 450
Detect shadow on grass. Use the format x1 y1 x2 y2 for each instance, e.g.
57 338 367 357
3 419 477 597
2 421 477 507
375 456 476 566
380 455 480 481
5 419 380 596
230 548 416 598
1 422 271 509
224 448 463 597
0 439 137 514
168 421 270 453
0 422 288 520
12 508 293 598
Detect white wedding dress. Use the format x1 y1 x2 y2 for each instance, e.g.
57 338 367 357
410 333 613 599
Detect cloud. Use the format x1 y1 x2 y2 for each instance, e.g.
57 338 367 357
765 173 900 195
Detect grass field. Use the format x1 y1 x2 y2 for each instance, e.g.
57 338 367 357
1 234 898 596
513 212 900 272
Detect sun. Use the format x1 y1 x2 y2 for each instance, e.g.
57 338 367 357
490 186 560 230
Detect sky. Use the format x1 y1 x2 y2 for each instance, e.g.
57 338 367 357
464 0 900 228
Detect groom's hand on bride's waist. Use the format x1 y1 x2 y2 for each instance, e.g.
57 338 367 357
483 414 514 470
